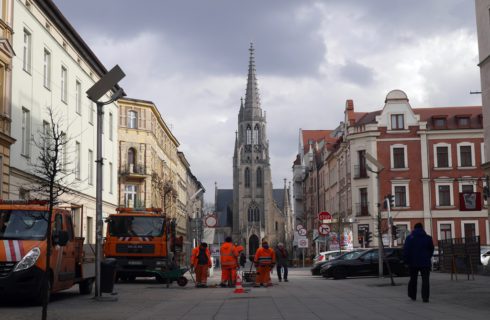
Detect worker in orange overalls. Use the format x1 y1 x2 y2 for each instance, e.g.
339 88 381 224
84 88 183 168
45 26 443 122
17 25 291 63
220 236 238 287
191 242 212 288
254 240 276 287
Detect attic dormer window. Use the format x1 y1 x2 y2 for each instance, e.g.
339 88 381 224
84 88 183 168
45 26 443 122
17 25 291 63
432 116 447 129
391 114 404 130
456 116 470 128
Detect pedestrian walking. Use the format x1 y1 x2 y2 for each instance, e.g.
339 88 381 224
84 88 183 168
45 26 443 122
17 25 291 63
403 223 434 302
220 236 238 287
254 240 276 287
274 242 289 282
191 242 212 288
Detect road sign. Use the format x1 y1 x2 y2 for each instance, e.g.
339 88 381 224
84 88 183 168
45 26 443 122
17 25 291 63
296 224 304 231
298 238 308 248
204 215 217 227
298 228 307 236
318 223 330 235
318 211 332 221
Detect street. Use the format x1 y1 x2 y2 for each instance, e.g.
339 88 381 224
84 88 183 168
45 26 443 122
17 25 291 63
1 268 490 320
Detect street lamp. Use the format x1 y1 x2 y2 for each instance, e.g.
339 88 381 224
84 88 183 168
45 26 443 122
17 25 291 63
86 65 125 299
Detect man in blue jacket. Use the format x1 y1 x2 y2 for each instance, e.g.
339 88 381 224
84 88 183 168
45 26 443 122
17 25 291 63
403 223 434 302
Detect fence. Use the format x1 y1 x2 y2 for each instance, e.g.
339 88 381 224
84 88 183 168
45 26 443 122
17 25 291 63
438 236 480 275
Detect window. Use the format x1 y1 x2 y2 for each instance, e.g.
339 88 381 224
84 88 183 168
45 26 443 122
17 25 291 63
253 124 260 144
128 110 138 129
89 102 94 125
436 146 449 168
21 108 30 156
0 155 2 193
394 186 407 207
459 145 473 167
432 117 447 129
440 223 452 240
42 120 50 152
244 167 250 188
23 29 31 73
43 49 51 89
75 141 81 180
358 150 367 178
461 184 474 193
61 132 67 171
109 112 113 141
109 162 113 194
247 203 259 222
391 114 404 130
88 149 93 185
124 185 138 207
392 147 405 168
438 185 451 206
457 116 470 128
61 66 67 102
246 125 252 145
462 222 477 238
75 81 81 114
128 148 136 171
256 167 262 187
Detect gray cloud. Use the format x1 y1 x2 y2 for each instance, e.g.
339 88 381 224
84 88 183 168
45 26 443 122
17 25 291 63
339 61 376 86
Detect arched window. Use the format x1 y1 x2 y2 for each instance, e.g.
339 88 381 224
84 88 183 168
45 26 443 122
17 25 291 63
244 167 250 187
253 124 260 144
128 148 136 172
256 167 262 187
247 203 260 222
246 125 252 145
128 110 138 129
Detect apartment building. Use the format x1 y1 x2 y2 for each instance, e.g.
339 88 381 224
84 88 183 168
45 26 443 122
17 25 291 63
9 0 119 242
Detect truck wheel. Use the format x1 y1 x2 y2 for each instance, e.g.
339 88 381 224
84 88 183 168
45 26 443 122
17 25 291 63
79 278 94 294
177 277 188 287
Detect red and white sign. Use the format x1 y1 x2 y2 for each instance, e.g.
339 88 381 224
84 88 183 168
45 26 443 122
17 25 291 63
318 211 332 221
298 228 307 236
205 215 217 227
318 224 330 236
298 238 308 248
296 224 304 231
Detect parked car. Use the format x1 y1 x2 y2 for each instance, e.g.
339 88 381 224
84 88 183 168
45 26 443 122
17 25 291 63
320 248 408 279
311 250 346 275
481 247 490 266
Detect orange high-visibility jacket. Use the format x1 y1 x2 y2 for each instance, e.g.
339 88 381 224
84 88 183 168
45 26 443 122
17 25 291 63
191 246 211 267
220 242 238 267
254 247 276 266
235 245 244 254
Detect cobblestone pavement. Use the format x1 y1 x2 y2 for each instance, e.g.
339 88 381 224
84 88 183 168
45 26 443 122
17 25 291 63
1 268 490 320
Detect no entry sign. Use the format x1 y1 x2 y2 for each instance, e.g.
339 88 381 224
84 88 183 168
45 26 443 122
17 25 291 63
318 211 332 221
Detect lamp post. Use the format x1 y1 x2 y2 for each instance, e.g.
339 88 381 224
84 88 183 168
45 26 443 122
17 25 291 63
86 65 125 299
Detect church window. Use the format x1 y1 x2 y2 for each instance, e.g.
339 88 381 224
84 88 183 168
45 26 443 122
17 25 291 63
256 167 262 187
253 124 260 144
248 203 260 222
246 125 252 145
245 167 250 187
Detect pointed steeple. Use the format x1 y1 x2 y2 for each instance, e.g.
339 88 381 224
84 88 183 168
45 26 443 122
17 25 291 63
245 42 261 109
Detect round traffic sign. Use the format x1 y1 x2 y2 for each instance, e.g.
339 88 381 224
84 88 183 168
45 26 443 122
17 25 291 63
318 223 330 235
318 211 332 221
296 224 304 231
298 228 307 236
205 215 217 227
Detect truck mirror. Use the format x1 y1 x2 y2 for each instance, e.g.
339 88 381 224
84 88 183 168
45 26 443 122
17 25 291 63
53 230 69 246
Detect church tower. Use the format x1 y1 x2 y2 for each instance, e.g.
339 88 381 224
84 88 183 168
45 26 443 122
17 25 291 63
233 43 275 256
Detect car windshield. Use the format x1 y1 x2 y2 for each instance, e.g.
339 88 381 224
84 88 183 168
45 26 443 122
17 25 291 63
339 251 364 260
0 210 49 240
109 216 165 237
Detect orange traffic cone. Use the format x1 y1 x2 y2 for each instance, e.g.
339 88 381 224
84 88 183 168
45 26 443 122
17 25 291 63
234 272 245 293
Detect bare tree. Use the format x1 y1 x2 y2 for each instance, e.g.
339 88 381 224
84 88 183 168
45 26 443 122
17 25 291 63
31 107 73 320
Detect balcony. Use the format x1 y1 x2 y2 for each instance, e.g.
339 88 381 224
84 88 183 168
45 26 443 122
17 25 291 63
353 165 369 179
120 164 148 178
355 202 370 217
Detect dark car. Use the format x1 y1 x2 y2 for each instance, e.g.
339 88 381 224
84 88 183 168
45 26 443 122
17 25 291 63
320 248 408 279
311 250 345 275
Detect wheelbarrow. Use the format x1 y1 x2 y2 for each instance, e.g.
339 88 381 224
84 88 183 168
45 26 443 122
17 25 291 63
148 267 189 287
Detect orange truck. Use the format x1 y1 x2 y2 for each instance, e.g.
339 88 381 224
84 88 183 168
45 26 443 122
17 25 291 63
0 200 95 302
104 207 173 282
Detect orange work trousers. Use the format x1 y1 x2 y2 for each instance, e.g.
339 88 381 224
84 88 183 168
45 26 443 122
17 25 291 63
221 266 237 285
255 265 272 285
195 264 209 285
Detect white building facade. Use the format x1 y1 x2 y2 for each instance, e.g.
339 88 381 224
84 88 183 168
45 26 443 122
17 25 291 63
10 0 119 243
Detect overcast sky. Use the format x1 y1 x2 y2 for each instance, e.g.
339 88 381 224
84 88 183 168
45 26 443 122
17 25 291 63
54 0 481 203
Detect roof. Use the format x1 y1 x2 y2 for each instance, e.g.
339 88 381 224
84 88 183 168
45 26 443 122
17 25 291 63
413 106 482 130
272 189 286 210
301 130 336 154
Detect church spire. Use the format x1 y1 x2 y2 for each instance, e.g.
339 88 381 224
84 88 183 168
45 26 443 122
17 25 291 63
245 42 261 109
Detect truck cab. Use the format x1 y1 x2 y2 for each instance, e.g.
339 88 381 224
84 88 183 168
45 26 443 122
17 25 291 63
0 200 94 302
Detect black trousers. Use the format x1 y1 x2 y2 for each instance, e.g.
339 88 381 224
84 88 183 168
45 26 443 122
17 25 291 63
408 266 430 301
276 264 288 280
